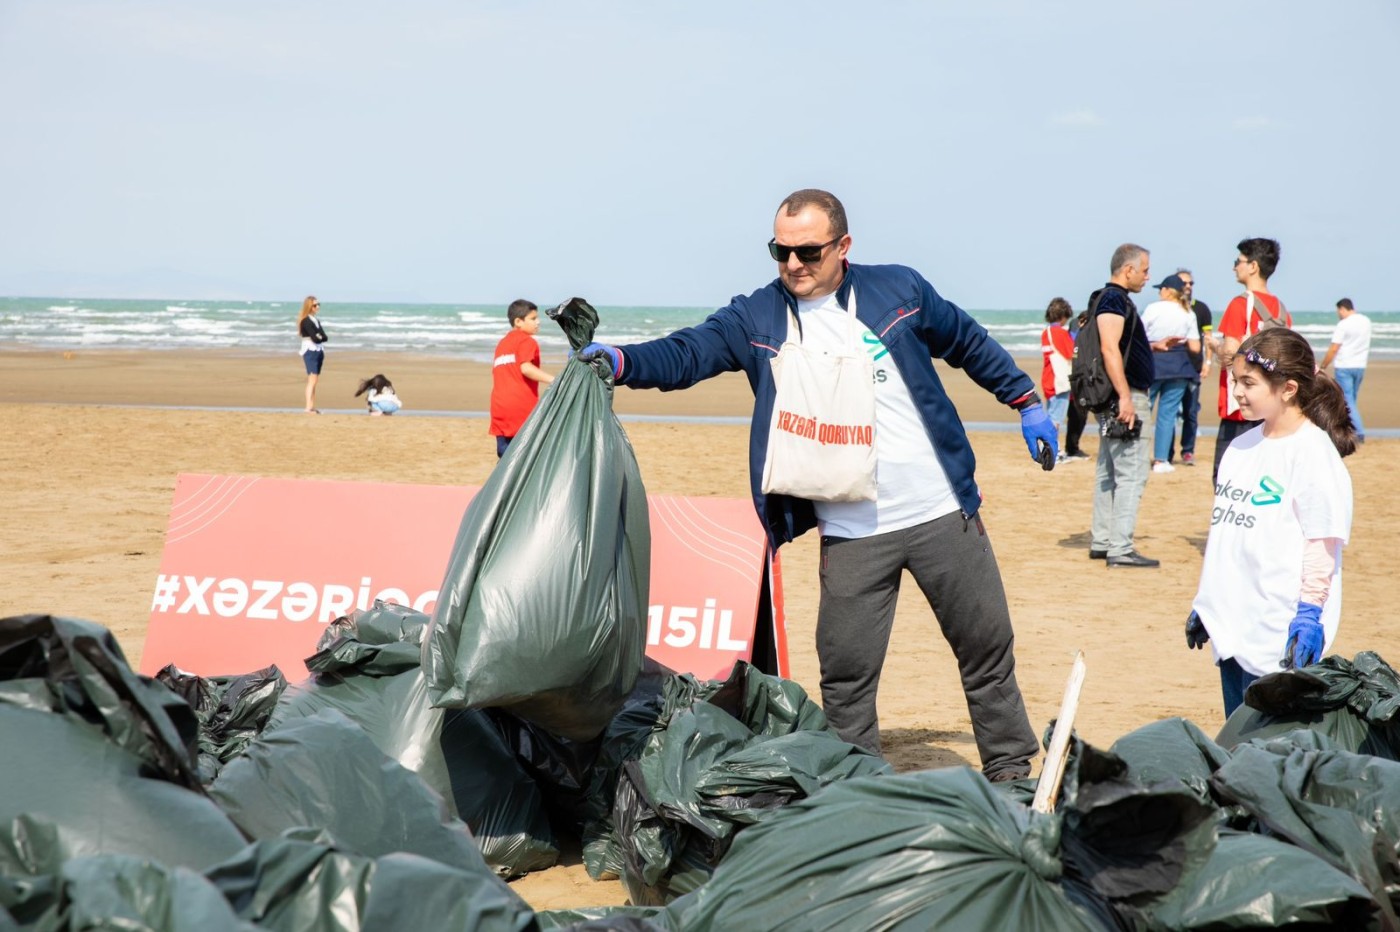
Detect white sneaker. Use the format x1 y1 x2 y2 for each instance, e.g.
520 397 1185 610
1152 461 1175 474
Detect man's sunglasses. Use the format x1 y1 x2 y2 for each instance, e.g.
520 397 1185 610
768 236 841 264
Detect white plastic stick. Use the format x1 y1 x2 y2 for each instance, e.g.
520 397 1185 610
1031 650 1087 814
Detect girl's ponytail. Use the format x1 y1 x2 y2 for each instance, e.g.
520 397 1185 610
1303 370 1358 457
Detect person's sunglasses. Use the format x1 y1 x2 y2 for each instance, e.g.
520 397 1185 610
1233 257 1252 267
768 236 841 264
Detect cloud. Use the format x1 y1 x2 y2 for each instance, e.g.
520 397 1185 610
1233 115 1272 131
1048 109 1104 128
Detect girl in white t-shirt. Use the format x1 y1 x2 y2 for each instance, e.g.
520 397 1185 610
1186 327 1358 717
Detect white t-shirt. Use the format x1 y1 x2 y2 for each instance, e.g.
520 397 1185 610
1192 422 1353 677
1140 300 1200 343
793 293 958 538
1330 313 1372 369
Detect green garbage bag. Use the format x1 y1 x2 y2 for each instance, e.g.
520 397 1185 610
423 297 649 742
210 710 493 876
1209 734 1400 926
612 665 890 906
0 615 247 873
273 607 559 877
155 663 288 783
306 600 429 677
1143 830 1380 930
205 836 536 932
664 768 1114 931
1217 651 1400 760
0 614 204 790
3 854 254 932
1106 717 1232 807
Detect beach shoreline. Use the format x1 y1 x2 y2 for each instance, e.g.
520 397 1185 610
4 347 1398 428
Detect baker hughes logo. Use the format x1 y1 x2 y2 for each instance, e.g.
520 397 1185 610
1211 475 1284 528
774 409 873 446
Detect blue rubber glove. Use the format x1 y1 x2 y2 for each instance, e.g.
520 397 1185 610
1282 602 1324 670
578 342 622 379
1185 611 1209 649
1019 402 1058 463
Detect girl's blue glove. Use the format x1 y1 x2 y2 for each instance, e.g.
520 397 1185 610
1019 403 1058 463
1282 602 1324 670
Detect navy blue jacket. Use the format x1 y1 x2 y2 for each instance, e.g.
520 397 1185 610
615 263 1035 550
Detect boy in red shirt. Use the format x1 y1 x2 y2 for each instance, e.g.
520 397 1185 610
489 299 554 457
1212 237 1291 481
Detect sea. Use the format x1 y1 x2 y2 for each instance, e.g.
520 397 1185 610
2 296 1398 363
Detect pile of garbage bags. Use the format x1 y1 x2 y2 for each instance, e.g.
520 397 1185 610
7 607 1400 930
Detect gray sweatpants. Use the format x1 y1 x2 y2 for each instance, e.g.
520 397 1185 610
816 510 1038 778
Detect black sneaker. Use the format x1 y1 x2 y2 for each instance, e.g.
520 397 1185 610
984 768 1031 784
1089 549 1107 559
1107 550 1160 568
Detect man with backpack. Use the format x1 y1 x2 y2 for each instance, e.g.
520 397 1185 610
1212 238 1290 481
1075 243 1159 568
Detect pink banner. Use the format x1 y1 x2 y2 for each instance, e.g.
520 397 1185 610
141 474 783 681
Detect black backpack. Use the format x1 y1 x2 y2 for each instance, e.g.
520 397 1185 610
1069 287 1139 414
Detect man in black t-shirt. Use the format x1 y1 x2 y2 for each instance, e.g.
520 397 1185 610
1170 268 1212 466
1089 244 1159 568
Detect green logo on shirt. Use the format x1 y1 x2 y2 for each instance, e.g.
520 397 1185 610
861 330 890 361
1250 476 1284 506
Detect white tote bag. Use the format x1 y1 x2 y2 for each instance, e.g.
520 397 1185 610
760 294 877 502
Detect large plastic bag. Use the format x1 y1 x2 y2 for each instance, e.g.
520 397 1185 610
1106 717 1233 807
1217 651 1400 759
1209 733 1400 927
0 615 248 873
268 608 558 877
204 836 536 932
0 704 249 876
1 854 255 932
209 709 493 876
424 297 649 742
0 614 204 789
664 767 1159 931
1144 830 1379 930
155 663 288 783
612 664 890 905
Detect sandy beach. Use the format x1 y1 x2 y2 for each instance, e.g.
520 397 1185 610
4 348 1397 911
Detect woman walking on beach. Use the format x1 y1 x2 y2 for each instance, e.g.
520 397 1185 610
1185 328 1356 717
297 296 328 414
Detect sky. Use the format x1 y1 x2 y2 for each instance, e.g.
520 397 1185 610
2 1 1398 312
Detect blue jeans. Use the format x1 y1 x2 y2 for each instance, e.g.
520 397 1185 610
1148 379 1188 462
1220 657 1260 719
1046 393 1069 434
1335 367 1365 436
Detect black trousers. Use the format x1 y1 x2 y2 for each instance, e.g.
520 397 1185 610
1065 399 1088 455
816 511 1038 778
